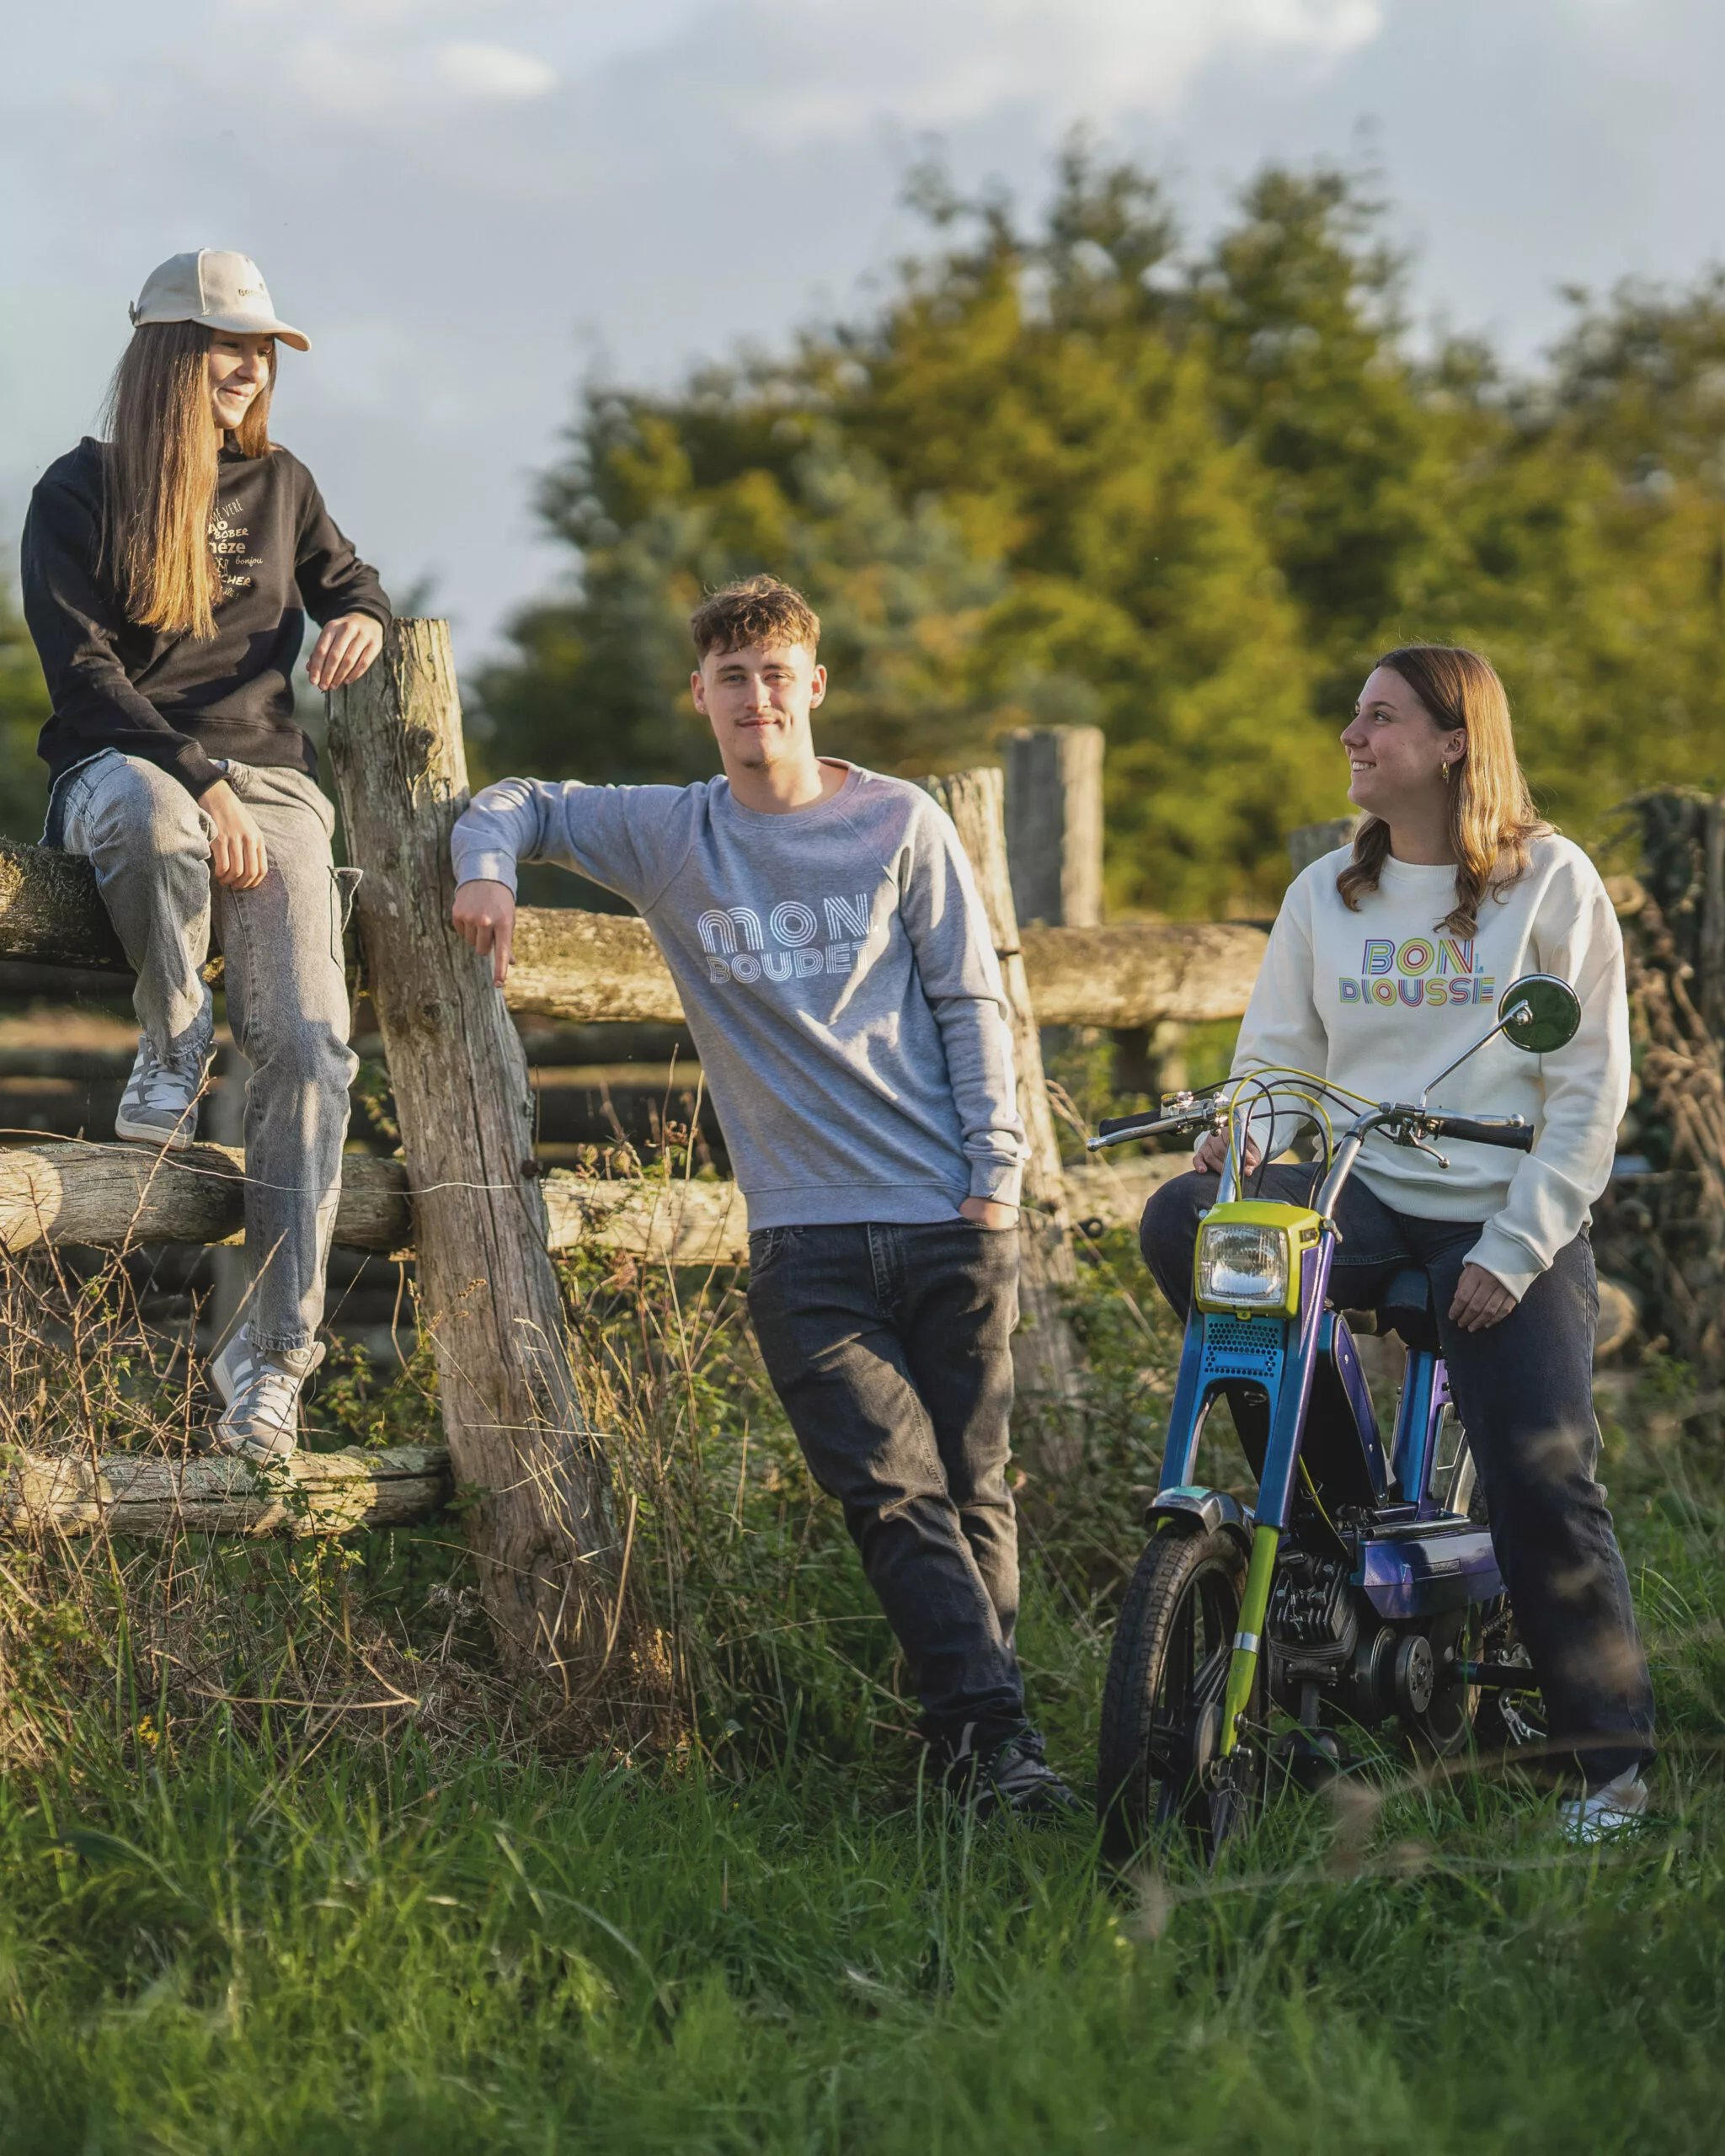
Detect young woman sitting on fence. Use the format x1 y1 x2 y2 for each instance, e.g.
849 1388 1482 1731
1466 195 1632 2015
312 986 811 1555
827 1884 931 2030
21 251 392 1460
1139 643 1656 1839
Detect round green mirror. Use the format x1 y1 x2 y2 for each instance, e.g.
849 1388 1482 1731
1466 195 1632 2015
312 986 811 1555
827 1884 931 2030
1497 973 1581 1054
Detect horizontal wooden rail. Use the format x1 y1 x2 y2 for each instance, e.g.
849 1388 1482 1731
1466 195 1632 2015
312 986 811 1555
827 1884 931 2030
2 1443 451 1537
0 1141 750 1263
504 908 1266 1029
1 837 1267 1030
1 1142 412 1253
1020 921 1266 1028
0 840 128 972
1 1140 1181 1262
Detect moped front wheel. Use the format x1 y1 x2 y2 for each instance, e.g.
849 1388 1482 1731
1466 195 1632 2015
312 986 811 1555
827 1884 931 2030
1097 1526 1261 1865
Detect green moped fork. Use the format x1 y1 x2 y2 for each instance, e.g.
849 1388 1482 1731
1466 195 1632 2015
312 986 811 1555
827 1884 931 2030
1219 1524 1280 1754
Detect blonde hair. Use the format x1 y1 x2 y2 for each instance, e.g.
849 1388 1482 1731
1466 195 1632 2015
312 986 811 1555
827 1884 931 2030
1337 643 1549 937
102 321 275 640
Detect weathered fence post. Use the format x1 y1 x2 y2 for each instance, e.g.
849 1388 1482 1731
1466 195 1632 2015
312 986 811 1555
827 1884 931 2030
1700 795 1725 1036
924 767 1086 1475
1288 815 1360 878
325 620 624 1684
1002 726 1105 931
1001 725 1172 1107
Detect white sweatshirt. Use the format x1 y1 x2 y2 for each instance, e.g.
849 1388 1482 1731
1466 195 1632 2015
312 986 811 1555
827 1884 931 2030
1232 835 1629 1299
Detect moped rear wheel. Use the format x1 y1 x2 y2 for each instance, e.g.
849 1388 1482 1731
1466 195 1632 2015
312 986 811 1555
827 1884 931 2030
1097 1526 1260 1865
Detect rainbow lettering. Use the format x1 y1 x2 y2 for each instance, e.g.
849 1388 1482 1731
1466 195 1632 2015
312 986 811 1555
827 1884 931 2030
1337 935 1492 1017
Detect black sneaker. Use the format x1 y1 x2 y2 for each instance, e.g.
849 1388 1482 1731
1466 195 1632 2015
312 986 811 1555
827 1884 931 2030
944 1726 1080 1822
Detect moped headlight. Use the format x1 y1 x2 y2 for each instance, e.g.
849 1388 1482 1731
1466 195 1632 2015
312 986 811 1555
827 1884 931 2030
1196 1221 1289 1311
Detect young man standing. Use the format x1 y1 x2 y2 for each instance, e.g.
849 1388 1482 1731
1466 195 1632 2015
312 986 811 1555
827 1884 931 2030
450 575 1074 1817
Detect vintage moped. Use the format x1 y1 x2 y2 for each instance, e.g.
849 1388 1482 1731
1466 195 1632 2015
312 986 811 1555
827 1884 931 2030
1088 973 1580 1862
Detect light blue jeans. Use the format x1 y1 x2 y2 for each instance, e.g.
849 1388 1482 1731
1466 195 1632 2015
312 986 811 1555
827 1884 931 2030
56 751 360 1356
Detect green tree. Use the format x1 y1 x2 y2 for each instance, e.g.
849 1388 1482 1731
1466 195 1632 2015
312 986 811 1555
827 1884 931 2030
476 146 1725 918
815 148 1339 913
476 420 1002 792
1381 283 1725 837
480 148 1346 915
1193 167 1448 707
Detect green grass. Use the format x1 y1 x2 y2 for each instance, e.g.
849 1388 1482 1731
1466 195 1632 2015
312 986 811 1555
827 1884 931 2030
1 1235 1722 2152
3 1704 1722 2153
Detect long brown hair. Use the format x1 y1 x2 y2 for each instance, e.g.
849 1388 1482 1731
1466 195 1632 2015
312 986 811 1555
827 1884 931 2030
101 322 275 640
1336 643 1548 937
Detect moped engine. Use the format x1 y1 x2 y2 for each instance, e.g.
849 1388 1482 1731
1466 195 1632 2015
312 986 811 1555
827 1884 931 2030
1266 1546 1359 1706
1350 1610 1473 1750
1266 1549 1477 1749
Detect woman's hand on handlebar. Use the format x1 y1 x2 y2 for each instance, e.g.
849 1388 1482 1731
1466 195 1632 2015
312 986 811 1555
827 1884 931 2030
1449 1262 1518 1332
1194 1129 1262 1177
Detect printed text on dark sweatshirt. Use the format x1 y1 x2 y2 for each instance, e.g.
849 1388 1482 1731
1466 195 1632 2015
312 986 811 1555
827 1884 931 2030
23 436 390 808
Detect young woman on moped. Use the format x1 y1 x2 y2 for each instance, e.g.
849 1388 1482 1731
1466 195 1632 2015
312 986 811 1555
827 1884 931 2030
1138 643 1654 1835
21 250 391 1459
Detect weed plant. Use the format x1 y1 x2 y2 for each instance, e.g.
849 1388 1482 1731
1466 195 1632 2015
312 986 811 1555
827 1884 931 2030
0 1221 1721 2151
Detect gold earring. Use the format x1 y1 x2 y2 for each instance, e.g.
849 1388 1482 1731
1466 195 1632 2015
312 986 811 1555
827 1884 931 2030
1440 760 1451 783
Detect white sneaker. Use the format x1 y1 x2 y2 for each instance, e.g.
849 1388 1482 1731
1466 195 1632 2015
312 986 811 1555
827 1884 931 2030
211 1327 326 1461
115 1033 211 1150
1560 1768 1650 1844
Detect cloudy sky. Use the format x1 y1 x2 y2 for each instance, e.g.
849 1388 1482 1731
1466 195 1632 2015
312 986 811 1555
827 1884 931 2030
5 0 1725 659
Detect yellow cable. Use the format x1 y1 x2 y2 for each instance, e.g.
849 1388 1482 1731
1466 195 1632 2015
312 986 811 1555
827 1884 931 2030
1240 1062 1375 1108
1299 1459 1342 1541
1220 1066 1344 1184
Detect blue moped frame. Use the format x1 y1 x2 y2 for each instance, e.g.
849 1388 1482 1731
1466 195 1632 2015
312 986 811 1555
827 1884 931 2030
1152 1221 1503 1756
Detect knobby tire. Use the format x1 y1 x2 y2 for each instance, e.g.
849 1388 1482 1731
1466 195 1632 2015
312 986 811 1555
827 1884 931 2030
1097 1526 1260 1865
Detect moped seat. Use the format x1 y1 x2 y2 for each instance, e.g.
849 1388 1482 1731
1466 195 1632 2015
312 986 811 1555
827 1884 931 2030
1377 1266 1442 1354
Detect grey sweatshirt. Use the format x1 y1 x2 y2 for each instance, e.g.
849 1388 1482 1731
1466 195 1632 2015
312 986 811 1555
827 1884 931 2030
451 764 1026 1230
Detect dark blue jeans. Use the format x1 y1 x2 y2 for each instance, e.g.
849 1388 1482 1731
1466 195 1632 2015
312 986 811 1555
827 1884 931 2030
745 1219 1025 1754
1141 1166 1656 1787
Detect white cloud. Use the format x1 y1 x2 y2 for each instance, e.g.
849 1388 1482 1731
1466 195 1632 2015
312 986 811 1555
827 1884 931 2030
275 29 557 116
703 0 1383 141
433 40 557 99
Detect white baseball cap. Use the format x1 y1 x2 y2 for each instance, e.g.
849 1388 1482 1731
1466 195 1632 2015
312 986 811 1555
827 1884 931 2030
128 250 310 352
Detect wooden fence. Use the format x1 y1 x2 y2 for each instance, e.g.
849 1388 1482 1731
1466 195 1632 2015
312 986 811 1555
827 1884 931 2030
1 838 1265 1032
0 634 1268 1678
